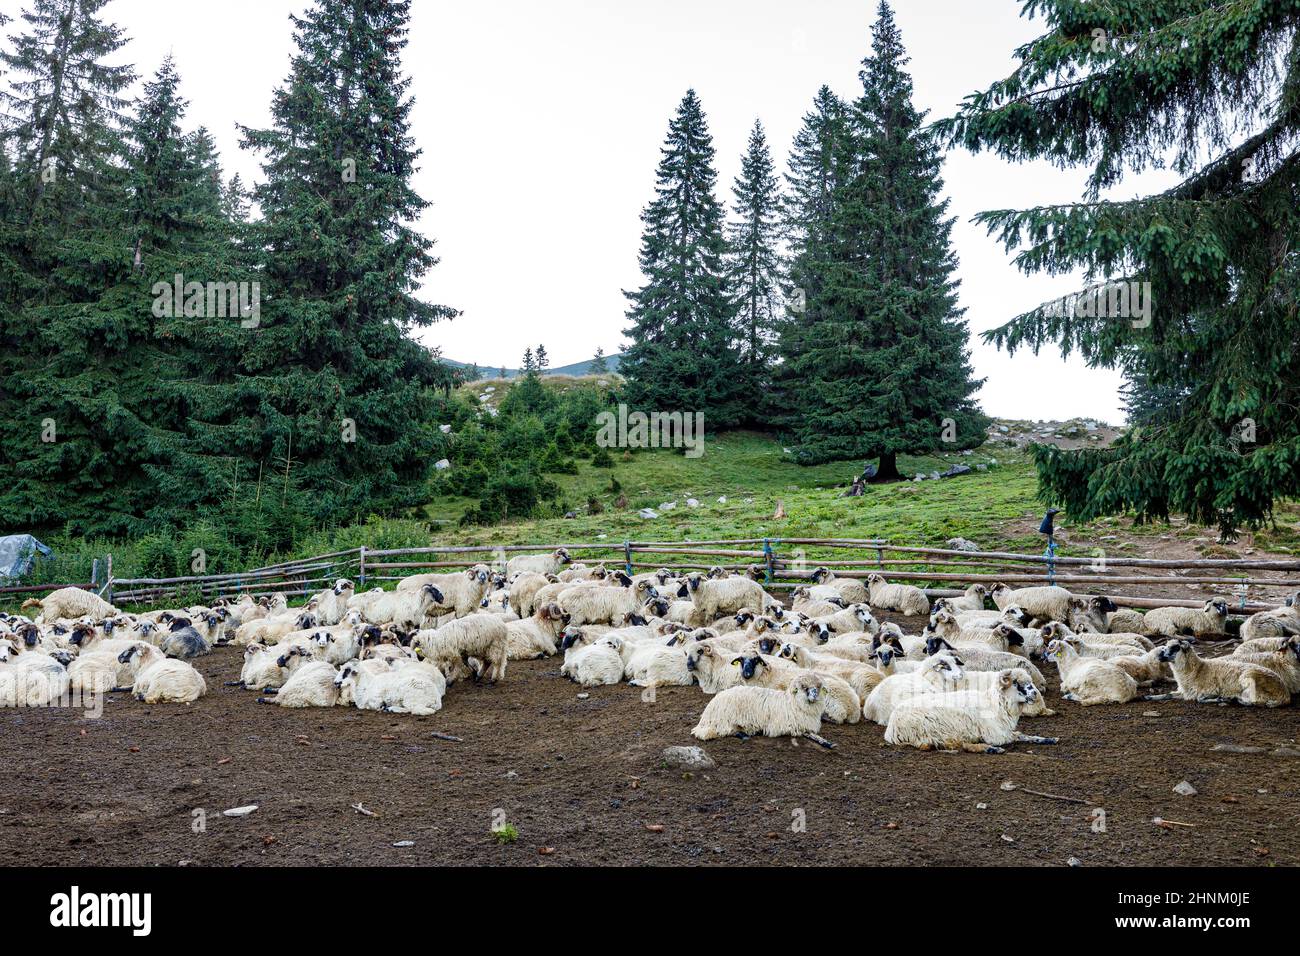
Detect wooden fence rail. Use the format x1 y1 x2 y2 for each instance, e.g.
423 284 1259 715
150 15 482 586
13 534 1289 615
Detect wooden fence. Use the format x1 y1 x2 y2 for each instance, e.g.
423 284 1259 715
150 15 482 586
93 536 1300 614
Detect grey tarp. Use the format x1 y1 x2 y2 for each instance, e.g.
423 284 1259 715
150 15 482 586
0 534 52 582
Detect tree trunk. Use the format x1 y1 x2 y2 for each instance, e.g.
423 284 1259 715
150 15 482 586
872 451 901 483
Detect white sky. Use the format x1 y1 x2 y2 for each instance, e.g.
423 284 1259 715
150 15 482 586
88 0 1186 424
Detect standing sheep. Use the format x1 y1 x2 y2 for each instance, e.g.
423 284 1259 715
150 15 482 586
1142 599 1230 638
989 584 1077 625
21 587 118 624
508 571 556 618
685 573 770 623
865 573 930 617
412 614 509 684
397 565 492 620
506 548 573 578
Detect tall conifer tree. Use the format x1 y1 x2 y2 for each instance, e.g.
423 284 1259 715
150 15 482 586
780 3 985 474
941 0 1300 537
621 89 744 430
725 119 783 406
240 0 458 522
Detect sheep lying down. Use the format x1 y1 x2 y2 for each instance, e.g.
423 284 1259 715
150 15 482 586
692 673 835 748
883 669 1058 754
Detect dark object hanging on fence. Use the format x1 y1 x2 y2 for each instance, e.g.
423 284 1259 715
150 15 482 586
1038 508 1061 536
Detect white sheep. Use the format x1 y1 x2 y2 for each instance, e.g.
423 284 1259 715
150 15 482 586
1045 639 1139 705
946 584 990 612
1151 639 1289 707
258 661 341 707
806 567 871 604
1141 599 1229 638
692 672 832 746
729 651 860 724
1106 608 1148 634
685 573 770 623
557 580 657 626
776 642 884 703
21 587 118 623
336 658 444 715
234 609 319 647
625 640 693 688
922 636 1047 688
397 564 492 620
307 579 356 626
508 571 555 618
118 642 206 704
865 573 930 617
0 649 72 707
506 548 573 577
989 584 1076 624
883 669 1057 753
863 653 966 725
559 630 625 686
1240 598 1300 643
354 584 446 631
412 614 509 684
505 602 569 659
1230 638 1300 694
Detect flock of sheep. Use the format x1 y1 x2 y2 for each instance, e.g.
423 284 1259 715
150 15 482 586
4 547 1300 755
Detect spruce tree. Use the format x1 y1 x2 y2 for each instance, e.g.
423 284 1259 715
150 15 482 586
0 0 138 532
590 347 608 374
240 0 458 524
781 3 985 474
725 119 783 405
621 89 745 430
939 0 1300 537
773 86 848 430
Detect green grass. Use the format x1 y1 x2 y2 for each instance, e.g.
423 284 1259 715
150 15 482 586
419 430 1042 569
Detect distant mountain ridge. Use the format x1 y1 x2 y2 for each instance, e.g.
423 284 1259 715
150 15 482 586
443 352 623 380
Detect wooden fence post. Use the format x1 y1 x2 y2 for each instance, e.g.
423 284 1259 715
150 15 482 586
763 538 775 585
624 541 633 576
359 546 367 589
105 554 113 605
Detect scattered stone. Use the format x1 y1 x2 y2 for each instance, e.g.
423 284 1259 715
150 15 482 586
392 840 415 848
717 495 727 504
1271 747 1300 757
975 802 988 810
223 805 258 817
1210 743 1266 754
1000 834 1015 844
638 508 659 520
504 770 518 779
1143 711 1161 718
662 746 716 770
576 693 590 700
644 823 665 833
946 537 980 552
1067 857 1083 867
1173 781 1198 797
538 846 555 856
686 498 700 508
659 501 677 511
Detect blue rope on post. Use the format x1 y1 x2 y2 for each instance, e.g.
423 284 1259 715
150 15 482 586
624 541 633 577
1045 536 1057 585
763 538 776 586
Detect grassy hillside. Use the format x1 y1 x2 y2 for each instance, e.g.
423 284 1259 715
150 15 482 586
426 428 1040 550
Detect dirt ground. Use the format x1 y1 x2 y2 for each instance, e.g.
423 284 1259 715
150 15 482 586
2 609 1298 868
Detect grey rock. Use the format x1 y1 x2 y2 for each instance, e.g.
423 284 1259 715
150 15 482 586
662 746 717 770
